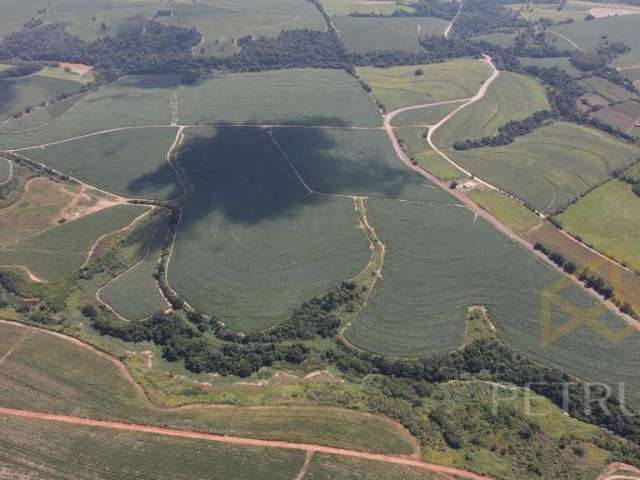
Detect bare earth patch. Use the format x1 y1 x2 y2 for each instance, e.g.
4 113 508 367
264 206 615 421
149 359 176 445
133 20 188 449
589 5 640 17
59 62 94 77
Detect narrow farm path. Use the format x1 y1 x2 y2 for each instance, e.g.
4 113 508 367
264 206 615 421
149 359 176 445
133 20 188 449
382 56 640 329
444 0 464 39
0 405 494 480
548 30 583 52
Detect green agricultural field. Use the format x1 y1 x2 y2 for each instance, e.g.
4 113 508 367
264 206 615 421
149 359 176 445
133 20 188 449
0 157 10 183
551 15 640 68
334 16 449 54
345 198 640 404
322 0 414 15
0 414 306 480
507 2 592 22
178 68 380 127
357 59 490 112
469 188 542 235
99 216 169 321
0 0 50 38
0 204 148 281
272 127 455 202
625 162 640 181
472 32 517 48
391 102 463 127
159 0 324 57
579 76 638 103
518 56 584 78
555 180 640 271
305 454 445 480
23 127 182 200
443 122 639 213
434 71 550 148
0 93 87 133
0 321 416 454
169 127 371 332
0 73 83 122
395 127 464 181
0 74 177 151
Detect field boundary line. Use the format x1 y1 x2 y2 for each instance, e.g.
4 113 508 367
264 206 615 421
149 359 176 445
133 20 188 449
295 450 314 480
0 331 32 366
0 406 494 480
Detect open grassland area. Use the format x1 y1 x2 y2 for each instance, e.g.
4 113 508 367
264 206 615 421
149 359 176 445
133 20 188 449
0 157 10 183
0 204 148 281
23 127 182 200
0 0 50 38
322 0 414 15
551 15 640 68
555 180 640 271
469 188 542 235
99 216 169 321
345 199 640 403
273 127 455 202
0 414 305 480
334 16 448 54
178 68 380 127
0 74 177 151
0 322 416 455
524 222 640 313
357 60 490 113
517 56 584 78
444 122 639 214
0 73 83 122
305 455 445 480
472 32 517 48
160 0 324 57
579 76 638 103
391 102 462 127
507 2 591 22
169 127 370 332
434 71 551 148
0 93 87 134
395 127 464 181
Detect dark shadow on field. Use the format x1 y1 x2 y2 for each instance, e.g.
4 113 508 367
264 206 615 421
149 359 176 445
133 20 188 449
126 119 418 228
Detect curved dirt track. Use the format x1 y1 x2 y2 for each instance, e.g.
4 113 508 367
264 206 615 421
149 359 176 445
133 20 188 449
0 406 493 480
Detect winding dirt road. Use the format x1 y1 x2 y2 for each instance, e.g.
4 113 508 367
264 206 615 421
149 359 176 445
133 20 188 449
444 0 464 39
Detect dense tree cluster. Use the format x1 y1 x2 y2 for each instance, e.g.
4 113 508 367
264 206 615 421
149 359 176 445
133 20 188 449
453 0 528 36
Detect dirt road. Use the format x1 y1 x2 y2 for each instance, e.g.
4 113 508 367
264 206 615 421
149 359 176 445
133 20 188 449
0 405 493 480
444 0 464 39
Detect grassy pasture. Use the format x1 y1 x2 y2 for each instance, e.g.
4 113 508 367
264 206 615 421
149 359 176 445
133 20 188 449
0 93 87 133
0 157 10 183
0 177 76 247
472 32 517 48
345 199 640 404
99 216 169 321
273 127 454 203
507 2 592 22
178 68 380 127
517 56 584 78
334 16 448 54
0 322 416 455
0 204 148 280
579 76 638 103
23 127 182 200
0 73 83 122
469 188 542 235
443 122 639 213
391 102 462 127
306 454 445 480
0 74 177 150
159 0 324 57
322 0 414 15
395 127 464 181
0 414 305 480
434 71 550 148
625 162 640 181
555 180 640 271
0 0 50 38
169 127 370 332
357 59 490 112
551 15 640 68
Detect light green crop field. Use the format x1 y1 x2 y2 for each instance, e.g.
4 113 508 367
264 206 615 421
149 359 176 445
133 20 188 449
555 180 640 271
395 127 464 181
391 102 462 127
0 204 148 281
305 454 445 480
0 157 10 183
0 74 177 150
444 122 639 213
434 71 551 148
579 76 638 102
159 0 324 57
517 56 584 78
169 127 370 332
0 321 416 454
551 15 640 68
507 2 592 22
334 16 449 54
469 188 542 235
273 127 455 203
322 0 414 15
357 59 490 112
0 92 87 133
99 216 169 321
178 68 381 127
0 73 83 122
23 127 182 200
0 414 306 480
345 199 640 404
